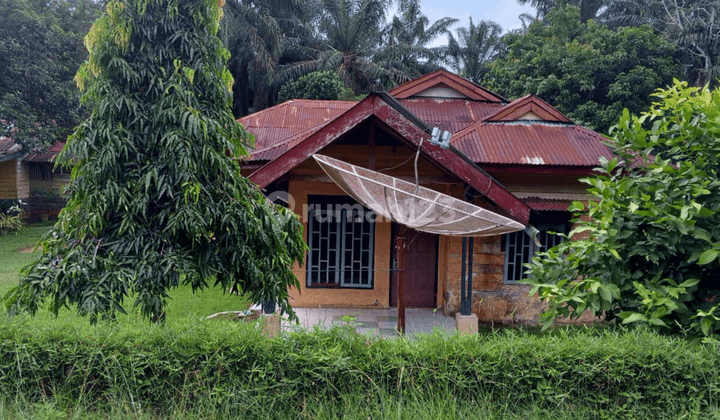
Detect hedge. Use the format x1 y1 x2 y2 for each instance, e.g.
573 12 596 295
0 316 717 416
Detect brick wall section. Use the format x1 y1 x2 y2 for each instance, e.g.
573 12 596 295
441 234 598 325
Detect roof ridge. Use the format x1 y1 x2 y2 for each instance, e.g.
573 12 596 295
389 69 506 102
484 94 571 123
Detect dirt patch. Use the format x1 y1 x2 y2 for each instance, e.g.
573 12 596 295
18 245 42 253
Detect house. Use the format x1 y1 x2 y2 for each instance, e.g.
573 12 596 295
0 137 69 220
239 69 612 323
0 136 28 201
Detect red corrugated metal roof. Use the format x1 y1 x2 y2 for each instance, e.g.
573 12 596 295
0 136 21 156
247 121 332 162
238 99 356 149
24 141 65 163
399 98 505 133
452 121 612 166
523 197 573 211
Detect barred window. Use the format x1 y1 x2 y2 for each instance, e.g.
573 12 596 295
503 224 565 283
306 196 375 289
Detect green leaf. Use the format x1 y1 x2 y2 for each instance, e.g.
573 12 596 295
678 279 699 289
598 286 612 303
698 249 720 265
568 201 585 212
621 313 647 324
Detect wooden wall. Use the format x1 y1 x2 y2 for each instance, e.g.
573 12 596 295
0 160 18 199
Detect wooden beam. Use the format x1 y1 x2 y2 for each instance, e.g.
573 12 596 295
396 231 406 334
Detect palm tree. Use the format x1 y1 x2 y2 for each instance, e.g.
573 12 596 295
275 0 395 95
375 0 458 82
446 18 502 84
517 0 608 22
221 0 313 116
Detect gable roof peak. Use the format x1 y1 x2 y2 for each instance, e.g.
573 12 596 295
485 94 572 123
389 69 506 103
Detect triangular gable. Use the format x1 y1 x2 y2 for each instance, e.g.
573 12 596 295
389 69 506 102
485 94 571 123
248 94 530 224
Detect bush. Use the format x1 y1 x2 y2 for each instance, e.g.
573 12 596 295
278 71 356 102
526 81 720 339
0 200 23 235
0 318 716 417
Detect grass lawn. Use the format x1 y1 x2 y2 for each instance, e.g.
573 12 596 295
0 222 250 327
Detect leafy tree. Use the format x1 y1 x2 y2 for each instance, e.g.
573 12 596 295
446 18 503 84
278 70 355 101
484 5 679 133
375 0 457 80
6 0 306 323
0 0 99 151
601 0 719 88
526 81 720 339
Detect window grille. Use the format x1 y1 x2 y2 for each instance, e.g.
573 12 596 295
306 197 375 289
503 224 565 283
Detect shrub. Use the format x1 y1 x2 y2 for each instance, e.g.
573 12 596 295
278 71 356 102
0 200 24 235
0 318 716 417
527 81 720 339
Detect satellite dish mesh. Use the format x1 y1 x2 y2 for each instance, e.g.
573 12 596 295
312 154 525 237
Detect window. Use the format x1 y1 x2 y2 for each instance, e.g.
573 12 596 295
306 196 375 289
503 224 565 283
30 163 53 181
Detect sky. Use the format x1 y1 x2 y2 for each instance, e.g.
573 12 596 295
391 0 537 48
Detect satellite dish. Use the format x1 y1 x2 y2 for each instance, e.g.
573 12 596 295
312 154 525 237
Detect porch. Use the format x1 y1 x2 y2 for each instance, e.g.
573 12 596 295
283 307 456 337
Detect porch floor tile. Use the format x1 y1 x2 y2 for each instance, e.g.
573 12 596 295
282 307 456 337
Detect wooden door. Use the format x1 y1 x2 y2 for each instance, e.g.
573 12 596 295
391 228 438 308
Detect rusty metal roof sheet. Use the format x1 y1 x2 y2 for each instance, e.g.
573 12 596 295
452 121 613 166
0 136 21 156
399 98 505 133
24 141 65 163
523 197 573 211
238 99 356 149
247 121 332 163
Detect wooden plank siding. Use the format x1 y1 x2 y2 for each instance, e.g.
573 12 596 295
0 159 19 199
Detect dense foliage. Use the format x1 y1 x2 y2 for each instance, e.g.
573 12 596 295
526 81 720 339
0 0 99 151
484 6 678 133
0 317 717 417
278 70 354 102
6 0 306 323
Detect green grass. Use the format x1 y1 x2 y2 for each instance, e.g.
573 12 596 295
3 391 694 420
0 221 54 294
0 222 250 327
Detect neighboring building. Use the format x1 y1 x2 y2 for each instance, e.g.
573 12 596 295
0 136 29 201
0 138 68 220
239 70 612 323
